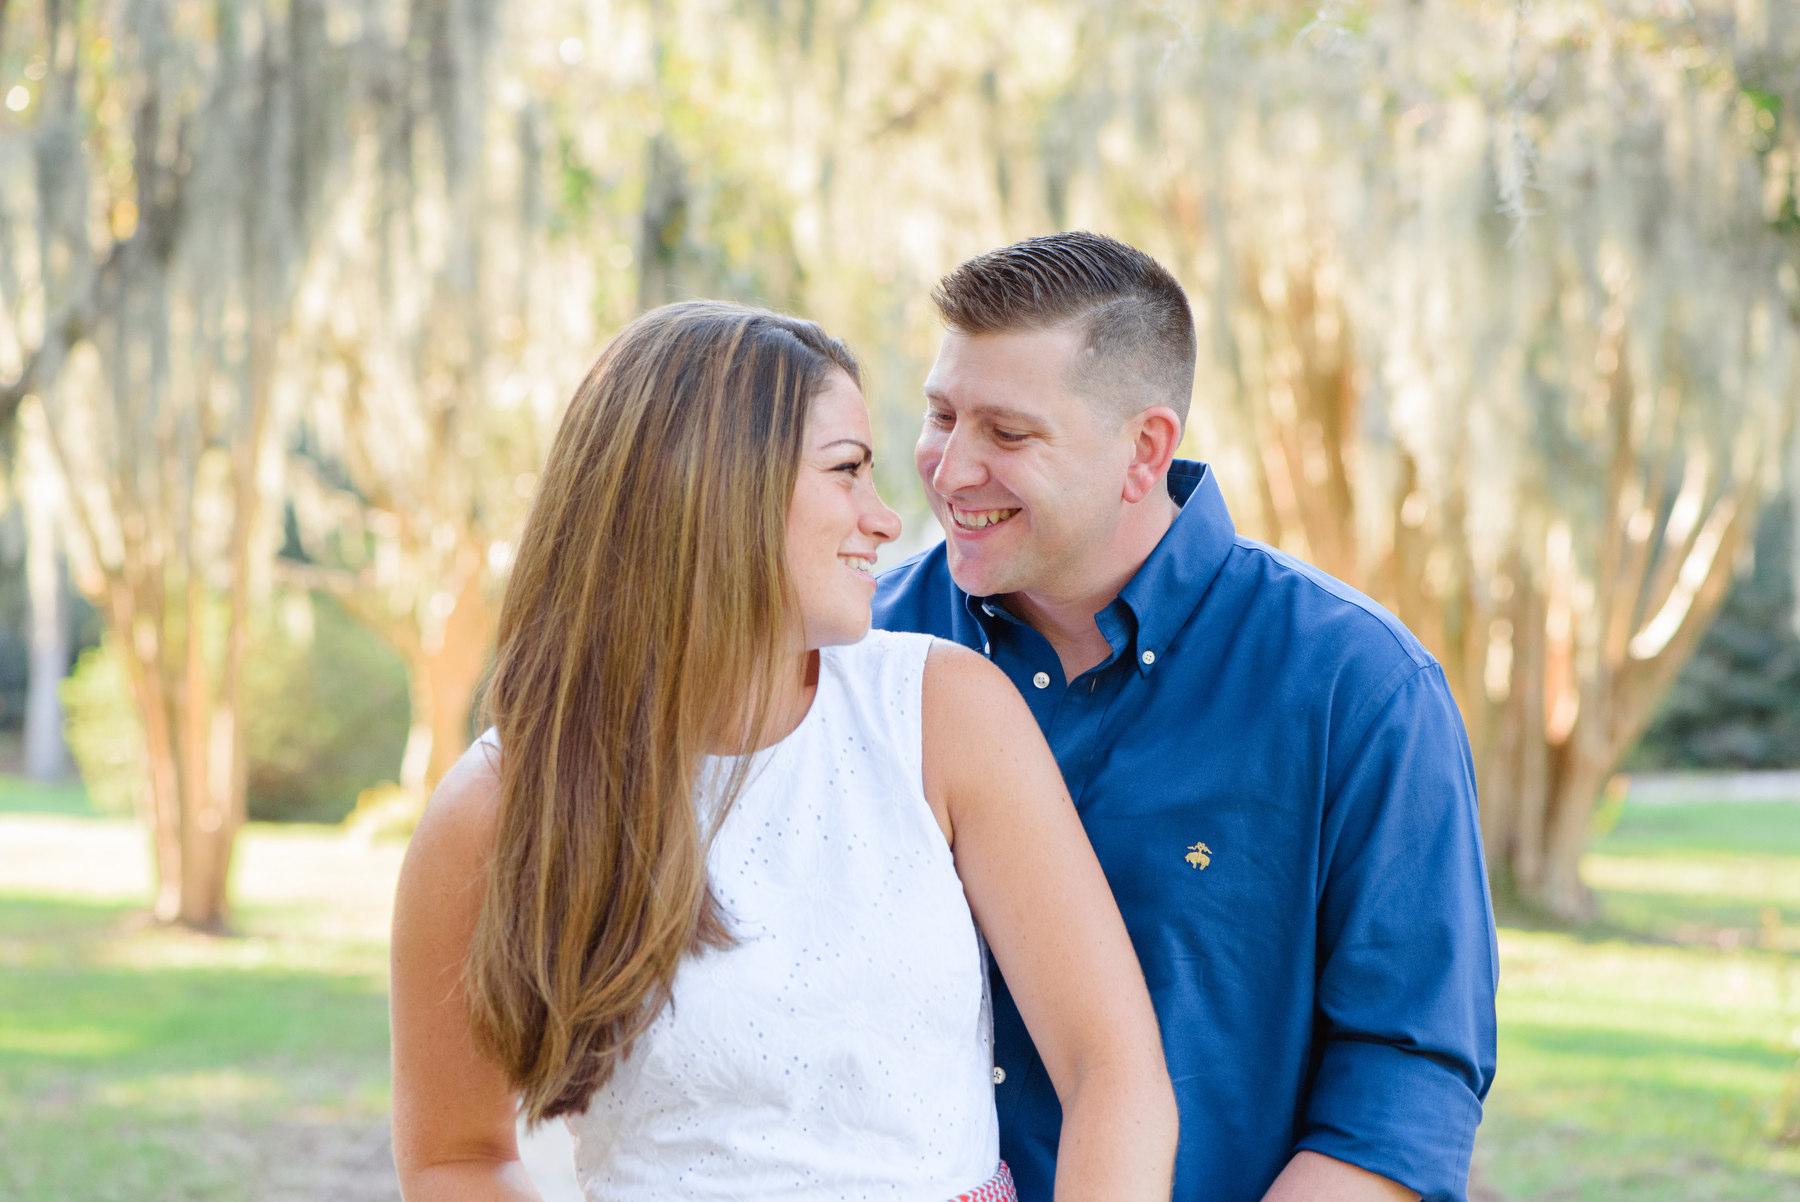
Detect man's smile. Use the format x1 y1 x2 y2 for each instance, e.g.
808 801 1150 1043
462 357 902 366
948 503 1021 531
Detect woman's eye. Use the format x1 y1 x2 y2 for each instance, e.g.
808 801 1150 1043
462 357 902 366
833 460 863 474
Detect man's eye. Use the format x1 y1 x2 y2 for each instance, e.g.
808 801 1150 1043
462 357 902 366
994 429 1028 443
925 410 953 427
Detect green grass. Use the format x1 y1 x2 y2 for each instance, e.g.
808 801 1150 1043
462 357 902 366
1594 800 1800 857
3 783 1800 1199
0 822 399 1201
1584 802 1800 953
1474 801 1800 1200
0 773 103 817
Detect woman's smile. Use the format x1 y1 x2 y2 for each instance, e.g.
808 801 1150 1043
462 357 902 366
785 369 900 648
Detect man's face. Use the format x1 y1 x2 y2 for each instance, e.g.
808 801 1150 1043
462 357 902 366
916 326 1136 602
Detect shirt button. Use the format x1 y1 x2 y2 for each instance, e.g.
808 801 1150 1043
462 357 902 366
993 1066 1006 1084
982 643 991 656
1141 649 1156 665
1032 671 1050 689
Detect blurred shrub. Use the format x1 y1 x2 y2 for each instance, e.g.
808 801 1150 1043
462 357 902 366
343 780 426 844
60 639 142 816
62 594 409 822
244 594 410 821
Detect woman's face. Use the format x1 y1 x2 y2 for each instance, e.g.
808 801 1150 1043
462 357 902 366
786 369 901 650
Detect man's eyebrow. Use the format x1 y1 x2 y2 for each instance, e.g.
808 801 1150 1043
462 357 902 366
924 396 1044 427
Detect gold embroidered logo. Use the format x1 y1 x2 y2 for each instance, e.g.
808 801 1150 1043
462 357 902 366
1184 842 1212 870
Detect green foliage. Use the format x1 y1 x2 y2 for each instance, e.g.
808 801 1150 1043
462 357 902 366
242 596 410 823
1630 499 1800 771
59 594 410 824
59 641 143 817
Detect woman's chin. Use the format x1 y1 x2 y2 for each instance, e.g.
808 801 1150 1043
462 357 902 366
805 609 873 650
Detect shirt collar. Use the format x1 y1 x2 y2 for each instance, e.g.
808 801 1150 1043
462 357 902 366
1117 460 1236 675
961 460 1238 675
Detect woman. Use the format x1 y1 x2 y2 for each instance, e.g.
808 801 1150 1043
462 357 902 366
389 302 1177 1200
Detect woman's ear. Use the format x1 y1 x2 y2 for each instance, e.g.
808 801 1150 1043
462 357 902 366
1121 406 1183 504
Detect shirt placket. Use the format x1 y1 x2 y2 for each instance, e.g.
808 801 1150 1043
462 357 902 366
977 601 1130 807
976 603 1062 731
1046 663 1125 808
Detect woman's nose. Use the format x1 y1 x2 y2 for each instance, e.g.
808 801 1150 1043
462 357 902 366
863 492 901 544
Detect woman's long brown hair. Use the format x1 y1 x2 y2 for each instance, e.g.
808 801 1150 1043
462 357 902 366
469 301 860 1122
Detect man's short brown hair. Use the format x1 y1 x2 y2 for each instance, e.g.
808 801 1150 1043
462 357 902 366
932 231 1197 427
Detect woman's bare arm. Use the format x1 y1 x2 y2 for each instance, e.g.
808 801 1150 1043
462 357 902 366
390 741 541 1201
922 642 1177 1201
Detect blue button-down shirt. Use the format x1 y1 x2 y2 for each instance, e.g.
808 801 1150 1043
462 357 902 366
873 460 1498 1202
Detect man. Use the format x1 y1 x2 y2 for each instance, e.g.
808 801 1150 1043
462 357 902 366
873 232 1497 1202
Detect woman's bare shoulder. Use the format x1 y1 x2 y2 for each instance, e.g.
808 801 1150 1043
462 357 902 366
408 735 505 869
922 640 1034 730
921 640 1052 817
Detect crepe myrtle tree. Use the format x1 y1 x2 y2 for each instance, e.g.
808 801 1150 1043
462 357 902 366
1123 0 1800 918
0 0 556 927
274 0 1057 795
271 0 820 798
274 0 555 800
0 0 352 928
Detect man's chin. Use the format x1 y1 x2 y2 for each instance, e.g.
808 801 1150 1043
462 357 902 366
943 546 1022 600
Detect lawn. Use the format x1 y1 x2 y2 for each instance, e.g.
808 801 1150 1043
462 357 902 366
0 781 402 1202
0 776 1796 1200
1474 801 1800 1201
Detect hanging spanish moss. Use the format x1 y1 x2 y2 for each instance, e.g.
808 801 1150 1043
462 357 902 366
1 0 1796 926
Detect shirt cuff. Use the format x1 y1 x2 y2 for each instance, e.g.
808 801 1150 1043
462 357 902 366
1294 1037 1484 1202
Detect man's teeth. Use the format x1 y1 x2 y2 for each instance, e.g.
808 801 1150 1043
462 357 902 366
952 507 1020 530
839 555 874 576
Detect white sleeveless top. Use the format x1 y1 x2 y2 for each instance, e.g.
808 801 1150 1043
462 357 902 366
565 630 1001 1201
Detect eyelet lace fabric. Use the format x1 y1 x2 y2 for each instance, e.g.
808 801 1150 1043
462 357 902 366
566 631 1002 1201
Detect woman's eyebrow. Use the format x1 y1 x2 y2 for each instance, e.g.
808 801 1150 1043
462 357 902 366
819 438 873 461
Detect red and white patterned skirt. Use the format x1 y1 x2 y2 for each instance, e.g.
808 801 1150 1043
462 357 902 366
950 1161 1017 1202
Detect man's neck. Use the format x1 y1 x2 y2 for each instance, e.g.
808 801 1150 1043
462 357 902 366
1001 491 1180 682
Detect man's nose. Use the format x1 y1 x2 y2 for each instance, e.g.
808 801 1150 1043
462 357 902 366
928 427 986 495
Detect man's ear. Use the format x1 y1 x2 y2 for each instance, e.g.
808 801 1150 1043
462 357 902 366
1121 405 1182 504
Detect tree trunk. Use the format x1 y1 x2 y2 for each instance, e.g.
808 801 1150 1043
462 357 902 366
21 436 71 782
1203 247 1787 922
128 650 237 932
636 133 693 312
397 646 483 797
398 553 496 796
117 599 187 926
93 501 253 933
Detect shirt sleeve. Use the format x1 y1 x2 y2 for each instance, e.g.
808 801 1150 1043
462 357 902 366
1295 661 1499 1202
